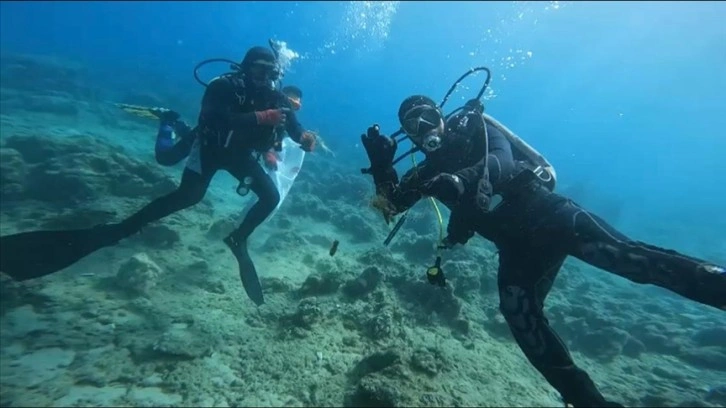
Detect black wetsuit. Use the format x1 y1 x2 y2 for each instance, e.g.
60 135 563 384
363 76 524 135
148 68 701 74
154 111 292 167
372 111 726 407
119 74 304 242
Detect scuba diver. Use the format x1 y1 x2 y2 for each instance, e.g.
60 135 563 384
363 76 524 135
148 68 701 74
0 45 316 306
361 68 726 408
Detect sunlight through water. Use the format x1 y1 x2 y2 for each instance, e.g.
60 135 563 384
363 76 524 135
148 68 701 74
321 1 400 56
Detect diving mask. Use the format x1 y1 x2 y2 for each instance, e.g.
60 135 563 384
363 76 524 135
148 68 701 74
401 104 444 153
246 60 280 87
286 95 301 111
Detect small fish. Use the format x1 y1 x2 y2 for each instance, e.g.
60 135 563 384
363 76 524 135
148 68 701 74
329 240 340 256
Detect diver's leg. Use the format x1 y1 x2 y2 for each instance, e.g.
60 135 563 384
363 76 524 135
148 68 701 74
226 156 281 242
557 199 726 311
497 246 616 407
220 155 280 306
119 141 217 237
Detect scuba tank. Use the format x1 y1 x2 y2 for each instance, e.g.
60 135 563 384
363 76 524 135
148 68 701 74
483 113 557 191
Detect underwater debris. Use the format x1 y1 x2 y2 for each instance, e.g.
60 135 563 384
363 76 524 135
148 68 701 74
329 239 340 256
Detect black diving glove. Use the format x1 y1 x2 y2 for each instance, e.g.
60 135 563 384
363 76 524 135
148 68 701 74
444 208 475 247
361 124 397 174
421 173 465 207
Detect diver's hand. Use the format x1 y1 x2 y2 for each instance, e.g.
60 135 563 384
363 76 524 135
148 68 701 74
445 209 475 247
255 109 287 126
263 151 278 171
300 130 316 152
361 124 397 171
421 173 465 205
371 194 398 225
152 108 180 125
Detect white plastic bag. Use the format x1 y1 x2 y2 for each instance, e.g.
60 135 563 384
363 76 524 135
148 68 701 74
241 137 306 221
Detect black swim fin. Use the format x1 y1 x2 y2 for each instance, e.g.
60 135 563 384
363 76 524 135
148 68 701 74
224 236 264 306
0 224 124 281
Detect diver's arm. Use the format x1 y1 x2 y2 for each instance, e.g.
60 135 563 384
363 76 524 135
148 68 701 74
455 122 515 187
378 162 438 215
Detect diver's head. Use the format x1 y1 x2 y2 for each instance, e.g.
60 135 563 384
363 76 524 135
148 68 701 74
240 46 280 89
398 95 445 153
282 85 303 111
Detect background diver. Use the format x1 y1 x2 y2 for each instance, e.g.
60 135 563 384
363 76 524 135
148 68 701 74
0 46 316 306
361 91 726 407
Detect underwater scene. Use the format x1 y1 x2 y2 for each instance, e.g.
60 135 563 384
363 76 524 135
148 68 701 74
0 1 724 407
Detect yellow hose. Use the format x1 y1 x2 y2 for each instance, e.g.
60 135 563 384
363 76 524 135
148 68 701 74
411 154 445 255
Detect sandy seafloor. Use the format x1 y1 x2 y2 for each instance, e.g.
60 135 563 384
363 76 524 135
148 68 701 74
0 54 724 407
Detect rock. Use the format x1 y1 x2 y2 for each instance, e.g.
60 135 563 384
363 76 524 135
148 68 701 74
442 260 489 300
152 325 213 360
0 54 94 99
24 94 79 116
350 349 402 380
287 194 331 221
260 277 294 294
640 331 683 354
410 347 447 377
679 346 726 371
693 326 726 348
39 208 117 230
406 211 437 236
206 218 237 240
0 148 27 200
391 235 438 264
347 375 403 408
299 271 343 297
332 213 376 243
621 337 646 358
281 298 324 331
260 231 307 253
342 267 383 299
393 280 462 322
2 134 175 205
200 278 226 295
116 253 162 296
706 384 726 406
576 327 630 361
365 309 397 340
136 225 180 249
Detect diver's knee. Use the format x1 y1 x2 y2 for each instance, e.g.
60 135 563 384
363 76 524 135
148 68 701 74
497 284 524 320
174 184 206 208
260 185 281 208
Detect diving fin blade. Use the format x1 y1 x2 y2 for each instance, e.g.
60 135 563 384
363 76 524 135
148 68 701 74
224 237 264 306
0 225 122 281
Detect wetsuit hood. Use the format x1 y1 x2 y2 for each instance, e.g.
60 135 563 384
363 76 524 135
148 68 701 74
240 46 280 89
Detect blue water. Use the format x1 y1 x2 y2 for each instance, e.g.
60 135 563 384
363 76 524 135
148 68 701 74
1 1 725 406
